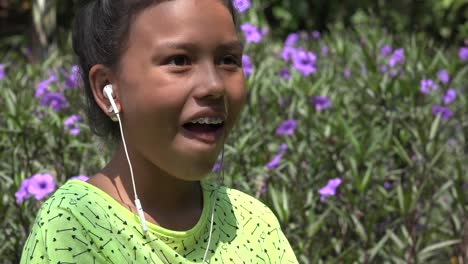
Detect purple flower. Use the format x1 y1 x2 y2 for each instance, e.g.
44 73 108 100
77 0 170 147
292 49 317 76
278 97 290 108
35 81 49 98
281 46 297 62
212 162 222 172
284 33 299 47
15 178 31 204
22 47 31 55
276 119 297 136
420 79 438 94
278 144 287 153
383 181 392 190
41 92 68 112
35 73 57 98
459 47 468 61
311 30 321 40
232 0 250 13
380 64 388 73
70 175 89 181
279 67 291 81
432 105 453 120
310 96 331 111
241 23 262 43
379 45 392 57
448 138 457 147
343 68 351 78
64 114 80 126
64 114 81 135
68 128 80 136
27 173 55 200
319 178 342 201
321 45 328 57
0 64 5 80
443 89 457 105
266 153 283 170
437 69 450 84
388 48 405 67
242 54 252 77
62 65 80 89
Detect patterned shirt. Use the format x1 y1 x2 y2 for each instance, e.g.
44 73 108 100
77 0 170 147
21 179 298 263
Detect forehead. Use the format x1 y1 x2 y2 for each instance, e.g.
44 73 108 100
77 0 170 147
127 0 237 49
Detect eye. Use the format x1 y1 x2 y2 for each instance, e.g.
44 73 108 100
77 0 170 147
219 54 241 67
166 55 191 66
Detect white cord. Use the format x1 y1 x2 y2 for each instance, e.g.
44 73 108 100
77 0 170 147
202 190 217 262
116 113 148 232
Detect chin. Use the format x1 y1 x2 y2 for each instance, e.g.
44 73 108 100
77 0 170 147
175 171 210 182
173 160 217 182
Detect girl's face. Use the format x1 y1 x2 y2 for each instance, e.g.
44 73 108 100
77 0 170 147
114 0 246 180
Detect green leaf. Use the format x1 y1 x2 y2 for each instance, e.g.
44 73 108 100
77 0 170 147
307 208 331 237
268 185 286 223
369 232 389 261
387 230 405 250
397 184 406 215
418 239 461 260
281 186 290 221
351 214 368 242
429 114 441 141
358 164 373 194
392 137 413 167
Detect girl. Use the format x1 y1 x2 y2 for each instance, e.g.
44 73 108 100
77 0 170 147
21 0 298 263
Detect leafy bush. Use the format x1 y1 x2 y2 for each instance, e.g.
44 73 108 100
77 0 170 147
1 12 468 264
229 21 468 262
257 0 468 44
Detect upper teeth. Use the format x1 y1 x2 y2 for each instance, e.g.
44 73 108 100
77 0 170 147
189 117 224 124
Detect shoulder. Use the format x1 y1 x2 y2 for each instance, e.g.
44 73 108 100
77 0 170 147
21 181 112 263
39 180 107 214
203 183 299 263
36 180 123 231
29 180 110 237
206 182 280 228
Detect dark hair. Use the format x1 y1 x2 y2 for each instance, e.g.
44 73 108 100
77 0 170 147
72 0 238 142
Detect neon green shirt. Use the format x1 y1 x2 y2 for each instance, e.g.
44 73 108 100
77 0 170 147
21 179 298 263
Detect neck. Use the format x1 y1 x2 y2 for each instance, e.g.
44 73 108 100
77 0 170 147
97 144 204 230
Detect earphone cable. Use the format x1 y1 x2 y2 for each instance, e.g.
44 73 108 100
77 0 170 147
116 113 148 232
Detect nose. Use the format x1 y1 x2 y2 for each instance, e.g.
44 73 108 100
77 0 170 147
194 61 225 100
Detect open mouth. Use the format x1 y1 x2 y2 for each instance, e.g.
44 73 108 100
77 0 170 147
181 120 225 144
182 122 224 132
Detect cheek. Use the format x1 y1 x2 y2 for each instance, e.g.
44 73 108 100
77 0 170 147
121 85 187 142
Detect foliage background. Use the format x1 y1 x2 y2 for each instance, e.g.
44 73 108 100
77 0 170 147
1 0 468 263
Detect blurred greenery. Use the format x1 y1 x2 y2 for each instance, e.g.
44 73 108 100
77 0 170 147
1 0 468 263
2 0 468 59
259 0 468 44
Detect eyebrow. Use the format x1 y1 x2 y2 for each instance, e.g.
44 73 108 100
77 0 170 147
160 40 244 52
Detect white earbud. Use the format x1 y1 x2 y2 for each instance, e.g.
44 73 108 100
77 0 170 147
103 84 120 115
102 84 147 232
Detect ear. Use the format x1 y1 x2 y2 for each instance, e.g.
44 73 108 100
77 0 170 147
89 64 122 117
